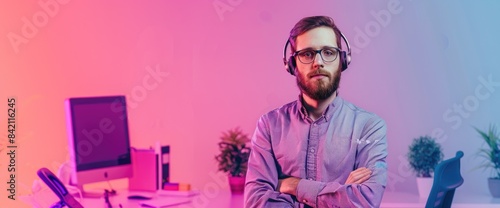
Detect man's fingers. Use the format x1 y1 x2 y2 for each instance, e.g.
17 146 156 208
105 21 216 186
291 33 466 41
349 168 369 178
351 170 370 179
352 167 370 174
356 170 372 182
346 168 372 184
354 172 371 182
357 169 372 177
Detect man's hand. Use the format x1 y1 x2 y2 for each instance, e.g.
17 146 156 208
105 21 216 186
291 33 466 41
277 168 371 196
345 167 372 184
277 177 301 196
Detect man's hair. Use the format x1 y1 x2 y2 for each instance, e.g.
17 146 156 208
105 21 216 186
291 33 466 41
289 16 342 53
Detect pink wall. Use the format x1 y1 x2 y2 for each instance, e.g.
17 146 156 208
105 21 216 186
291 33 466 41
2 1 500 207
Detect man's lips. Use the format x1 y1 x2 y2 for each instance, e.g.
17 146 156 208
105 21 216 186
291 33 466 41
310 74 328 78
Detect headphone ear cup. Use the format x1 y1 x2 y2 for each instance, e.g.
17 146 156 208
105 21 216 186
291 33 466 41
340 51 348 71
287 56 296 75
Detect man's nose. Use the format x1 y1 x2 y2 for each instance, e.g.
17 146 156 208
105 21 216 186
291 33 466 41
312 52 324 67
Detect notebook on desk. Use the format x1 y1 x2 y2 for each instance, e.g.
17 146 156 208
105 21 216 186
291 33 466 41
140 197 191 208
157 190 199 197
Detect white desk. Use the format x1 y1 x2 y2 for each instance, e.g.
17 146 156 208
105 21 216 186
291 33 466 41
381 191 500 208
80 190 244 208
79 190 500 208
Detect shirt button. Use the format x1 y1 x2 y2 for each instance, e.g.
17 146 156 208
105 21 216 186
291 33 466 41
310 149 315 153
314 123 318 126
308 178 313 180
303 199 308 203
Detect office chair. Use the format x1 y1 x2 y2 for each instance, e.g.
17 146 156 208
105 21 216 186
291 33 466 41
425 151 464 208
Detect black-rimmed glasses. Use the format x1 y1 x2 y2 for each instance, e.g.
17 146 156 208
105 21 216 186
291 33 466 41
293 47 340 64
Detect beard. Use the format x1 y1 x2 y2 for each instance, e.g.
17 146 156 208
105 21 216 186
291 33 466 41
296 68 341 100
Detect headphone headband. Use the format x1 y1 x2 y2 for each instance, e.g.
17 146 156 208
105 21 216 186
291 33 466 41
283 30 352 75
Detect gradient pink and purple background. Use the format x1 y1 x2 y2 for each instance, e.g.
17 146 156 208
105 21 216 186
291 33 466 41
1 0 500 207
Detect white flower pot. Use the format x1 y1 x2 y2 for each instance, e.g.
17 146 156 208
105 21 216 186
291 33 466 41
488 178 500 197
416 177 433 198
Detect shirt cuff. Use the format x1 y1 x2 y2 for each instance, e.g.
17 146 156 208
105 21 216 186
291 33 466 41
296 179 323 207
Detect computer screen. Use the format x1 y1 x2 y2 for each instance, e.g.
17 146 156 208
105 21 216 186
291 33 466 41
65 95 132 188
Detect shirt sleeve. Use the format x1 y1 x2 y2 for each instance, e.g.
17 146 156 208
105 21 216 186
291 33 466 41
244 115 298 208
295 116 388 208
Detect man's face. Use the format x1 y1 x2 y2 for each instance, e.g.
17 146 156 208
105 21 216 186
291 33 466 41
294 26 341 101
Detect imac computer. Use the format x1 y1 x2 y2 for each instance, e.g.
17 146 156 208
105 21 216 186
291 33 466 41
65 95 133 196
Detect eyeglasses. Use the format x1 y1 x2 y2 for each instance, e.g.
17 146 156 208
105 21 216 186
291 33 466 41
293 47 341 64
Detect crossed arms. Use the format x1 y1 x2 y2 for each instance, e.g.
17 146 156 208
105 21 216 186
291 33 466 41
243 116 388 208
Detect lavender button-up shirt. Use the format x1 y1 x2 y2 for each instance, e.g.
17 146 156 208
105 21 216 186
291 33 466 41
244 96 388 208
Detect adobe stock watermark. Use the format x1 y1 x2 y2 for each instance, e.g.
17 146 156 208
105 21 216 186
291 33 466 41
186 171 229 208
125 64 170 109
441 74 500 132
427 74 500 144
387 74 500 191
350 0 412 55
7 0 71 54
212 0 243 21
19 65 168 206
76 64 169 160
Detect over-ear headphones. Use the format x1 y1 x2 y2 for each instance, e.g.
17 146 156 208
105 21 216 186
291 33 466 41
283 30 352 76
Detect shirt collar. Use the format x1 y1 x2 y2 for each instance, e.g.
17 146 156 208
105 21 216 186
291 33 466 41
297 93 342 122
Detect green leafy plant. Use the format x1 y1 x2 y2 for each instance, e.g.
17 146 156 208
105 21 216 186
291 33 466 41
215 127 251 177
407 136 444 177
474 124 500 179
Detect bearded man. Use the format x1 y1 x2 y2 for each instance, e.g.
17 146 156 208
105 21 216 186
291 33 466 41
244 16 388 208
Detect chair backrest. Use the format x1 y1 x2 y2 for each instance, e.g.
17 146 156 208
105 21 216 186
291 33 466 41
425 151 464 208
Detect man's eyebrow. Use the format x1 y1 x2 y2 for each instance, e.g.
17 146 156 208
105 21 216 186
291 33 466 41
297 46 339 51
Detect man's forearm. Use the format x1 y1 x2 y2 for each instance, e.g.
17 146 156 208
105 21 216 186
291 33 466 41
278 167 372 197
244 182 296 208
296 179 385 208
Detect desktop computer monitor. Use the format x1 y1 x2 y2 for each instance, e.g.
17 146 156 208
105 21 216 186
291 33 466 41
65 95 132 193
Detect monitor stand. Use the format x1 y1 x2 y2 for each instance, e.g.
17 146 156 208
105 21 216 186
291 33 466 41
73 184 117 198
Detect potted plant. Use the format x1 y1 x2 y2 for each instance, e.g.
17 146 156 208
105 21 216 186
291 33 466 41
407 135 443 198
215 127 251 193
474 124 500 197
